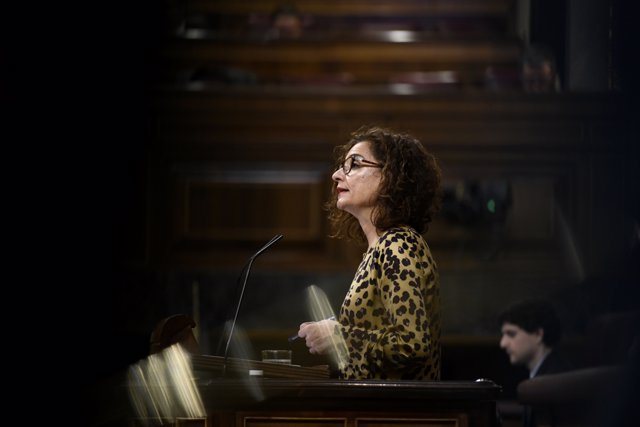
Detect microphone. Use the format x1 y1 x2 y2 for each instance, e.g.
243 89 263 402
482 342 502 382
222 234 284 376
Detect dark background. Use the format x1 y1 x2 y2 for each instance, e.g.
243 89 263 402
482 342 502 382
6 3 637 423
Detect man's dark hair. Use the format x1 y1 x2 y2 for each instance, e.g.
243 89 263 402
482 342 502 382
498 298 563 347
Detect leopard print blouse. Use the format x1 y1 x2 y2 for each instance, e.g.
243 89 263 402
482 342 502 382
337 226 441 380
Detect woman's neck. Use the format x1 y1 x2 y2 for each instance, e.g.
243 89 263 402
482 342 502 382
359 219 381 248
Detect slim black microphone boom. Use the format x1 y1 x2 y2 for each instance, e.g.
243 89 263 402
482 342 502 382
222 234 284 375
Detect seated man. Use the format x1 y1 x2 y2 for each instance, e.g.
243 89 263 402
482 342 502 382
498 298 571 427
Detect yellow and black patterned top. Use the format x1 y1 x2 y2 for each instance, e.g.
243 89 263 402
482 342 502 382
338 226 441 380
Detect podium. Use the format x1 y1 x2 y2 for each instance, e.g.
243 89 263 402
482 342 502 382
198 378 500 427
129 362 500 427
132 317 500 426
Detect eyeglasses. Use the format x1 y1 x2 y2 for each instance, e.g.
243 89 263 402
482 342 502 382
339 154 384 175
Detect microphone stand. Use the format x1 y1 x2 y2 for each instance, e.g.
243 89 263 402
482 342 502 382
222 234 284 377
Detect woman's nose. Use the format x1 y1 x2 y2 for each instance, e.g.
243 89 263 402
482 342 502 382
332 169 343 182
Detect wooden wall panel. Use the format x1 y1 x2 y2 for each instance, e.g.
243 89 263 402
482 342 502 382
172 167 326 243
186 0 514 16
148 89 627 283
159 40 521 86
156 0 520 89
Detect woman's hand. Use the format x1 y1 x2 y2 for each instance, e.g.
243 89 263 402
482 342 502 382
297 319 339 355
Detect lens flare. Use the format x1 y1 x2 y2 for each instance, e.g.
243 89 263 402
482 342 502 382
127 344 205 426
306 284 348 370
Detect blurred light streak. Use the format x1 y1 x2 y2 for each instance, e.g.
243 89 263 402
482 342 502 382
223 321 265 402
557 208 585 282
127 344 205 426
306 284 348 370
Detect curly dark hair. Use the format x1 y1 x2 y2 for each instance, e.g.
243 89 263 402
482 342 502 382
498 298 563 347
326 125 442 242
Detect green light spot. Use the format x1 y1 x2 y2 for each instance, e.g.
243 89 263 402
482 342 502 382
487 199 496 213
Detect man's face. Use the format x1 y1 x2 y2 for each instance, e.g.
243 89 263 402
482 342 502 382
500 322 542 367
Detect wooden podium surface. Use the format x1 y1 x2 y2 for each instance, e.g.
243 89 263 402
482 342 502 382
191 354 331 379
127 352 501 427
199 378 501 427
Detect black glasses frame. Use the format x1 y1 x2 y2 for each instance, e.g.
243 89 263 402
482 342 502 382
339 154 383 175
